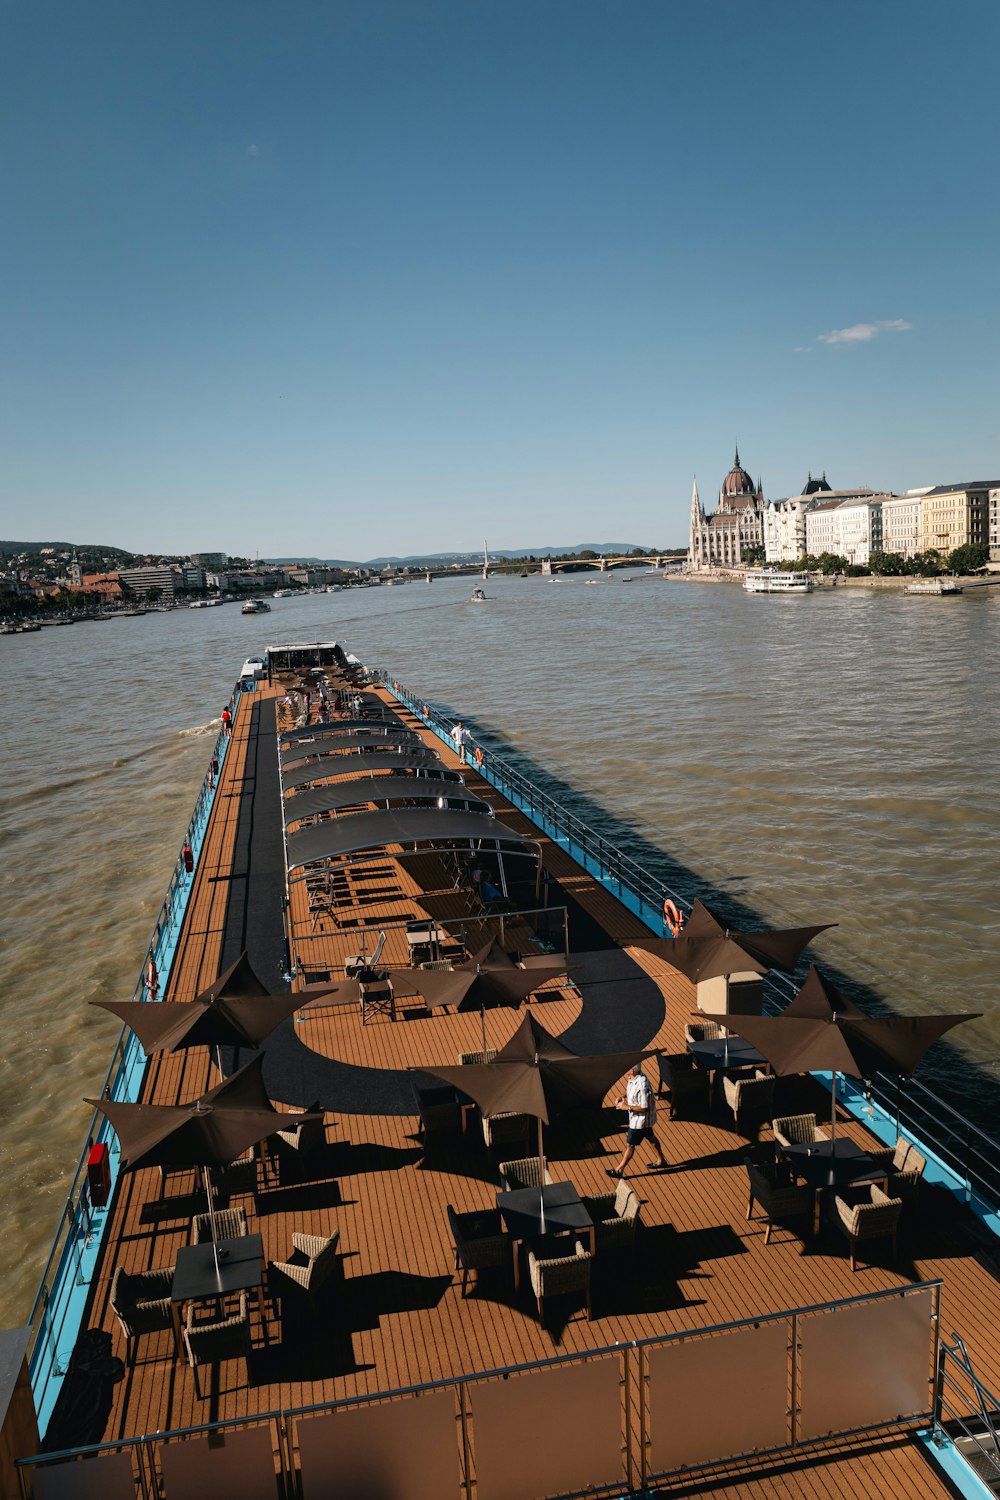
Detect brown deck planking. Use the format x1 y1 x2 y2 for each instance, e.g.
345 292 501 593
81 683 998 1493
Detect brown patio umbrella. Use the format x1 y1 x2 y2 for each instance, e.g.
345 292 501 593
714 965 979 1143
422 1012 648 1127
634 898 835 984
421 1014 650 1225
396 949 568 1051
91 952 337 1075
87 1055 324 1268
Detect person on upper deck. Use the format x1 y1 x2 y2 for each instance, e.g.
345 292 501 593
608 1063 668 1179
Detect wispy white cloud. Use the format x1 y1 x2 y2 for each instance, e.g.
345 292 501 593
247 143 259 157
793 345 812 354
816 318 912 346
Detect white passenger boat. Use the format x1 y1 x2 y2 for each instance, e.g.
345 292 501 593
241 598 271 614
743 569 813 594
904 579 963 595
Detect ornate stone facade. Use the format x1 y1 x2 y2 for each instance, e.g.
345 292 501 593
688 450 766 569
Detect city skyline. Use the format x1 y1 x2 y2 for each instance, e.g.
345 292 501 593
3 1 998 556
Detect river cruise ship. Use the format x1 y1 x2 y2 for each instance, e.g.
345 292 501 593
6 640 1000 1500
743 569 813 593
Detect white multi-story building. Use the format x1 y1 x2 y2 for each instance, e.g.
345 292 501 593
881 491 928 559
804 493 886 566
763 474 832 562
990 489 1000 562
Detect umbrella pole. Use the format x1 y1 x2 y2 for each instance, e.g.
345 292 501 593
538 1116 545 1234
204 1166 221 1274
480 1002 488 1056
831 1072 838 1148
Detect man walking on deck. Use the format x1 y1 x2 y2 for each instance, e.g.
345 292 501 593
608 1063 668 1178
453 720 469 762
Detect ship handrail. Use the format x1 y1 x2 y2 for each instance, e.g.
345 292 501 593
380 670 1000 1209
24 696 241 1429
17 1279 942 1488
936 1333 1000 1488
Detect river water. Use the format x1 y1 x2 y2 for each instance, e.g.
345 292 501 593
2 572 998 1325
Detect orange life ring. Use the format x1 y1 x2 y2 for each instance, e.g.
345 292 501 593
663 898 685 937
474 746 484 769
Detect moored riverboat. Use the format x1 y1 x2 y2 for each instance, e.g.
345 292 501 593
8 640 1000 1500
743 569 813 593
904 579 963 595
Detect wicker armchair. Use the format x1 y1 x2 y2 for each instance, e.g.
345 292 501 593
414 1084 461 1155
499 1156 553 1192
744 1159 815 1245
459 1048 498 1066
657 1052 709 1120
527 1241 592 1322
722 1071 776 1139
482 1112 531 1160
184 1292 251 1397
868 1136 926 1201
110 1264 176 1364
446 1205 509 1296
275 1107 326 1153
684 1021 724 1045
581 1179 641 1255
269 1230 342 1310
190 1206 248 1246
773 1113 829 1150
830 1185 903 1271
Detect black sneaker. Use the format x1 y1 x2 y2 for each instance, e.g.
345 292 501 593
650 1162 670 1172
605 1168 623 1180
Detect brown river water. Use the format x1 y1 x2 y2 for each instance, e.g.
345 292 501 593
1 572 997 1326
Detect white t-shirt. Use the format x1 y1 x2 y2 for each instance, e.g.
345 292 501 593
453 724 467 747
626 1071 656 1131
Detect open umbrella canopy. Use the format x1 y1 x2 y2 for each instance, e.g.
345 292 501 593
86 1055 323 1171
410 957 567 1014
633 898 835 983
421 1012 648 1125
91 952 333 1056
717 965 980 1082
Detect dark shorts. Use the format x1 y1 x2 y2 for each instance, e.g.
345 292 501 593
627 1126 656 1146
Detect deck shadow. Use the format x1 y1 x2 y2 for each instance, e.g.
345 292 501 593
343 1269 453 1331
326 1141 423 1176
254 1178 343 1218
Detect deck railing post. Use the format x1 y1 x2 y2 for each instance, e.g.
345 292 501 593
788 1313 800 1447
458 1382 473 1500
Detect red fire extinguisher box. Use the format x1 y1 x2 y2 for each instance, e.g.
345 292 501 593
87 1143 111 1208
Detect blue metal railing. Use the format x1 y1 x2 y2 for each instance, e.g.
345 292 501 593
26 690 244 1436
378 670 1000 1223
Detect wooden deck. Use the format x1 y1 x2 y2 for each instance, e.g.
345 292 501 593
82 681 1000 1495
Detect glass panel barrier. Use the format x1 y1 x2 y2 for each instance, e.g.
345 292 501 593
159 1424 279 1499
646 1321 789 1476
296 1390 460 1500
470 1356 622 1500
798 1287 935 1439
31 1450 137 1500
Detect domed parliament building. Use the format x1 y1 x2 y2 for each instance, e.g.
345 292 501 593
687 449 766 569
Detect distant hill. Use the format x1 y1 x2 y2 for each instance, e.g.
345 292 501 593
265 543 654 568
360 543 652 567
1 540 133 556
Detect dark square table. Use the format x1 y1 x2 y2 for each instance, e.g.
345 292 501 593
781 1141 889 1232
496 1182 594 1289
170 1233 266 1354
687 1037 765 1071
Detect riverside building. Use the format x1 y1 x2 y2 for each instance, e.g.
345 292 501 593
763 473 832 562
803 492 887 567
919 483 994 558
688 449 766 569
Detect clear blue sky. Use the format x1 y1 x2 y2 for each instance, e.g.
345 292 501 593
2 1 998 558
